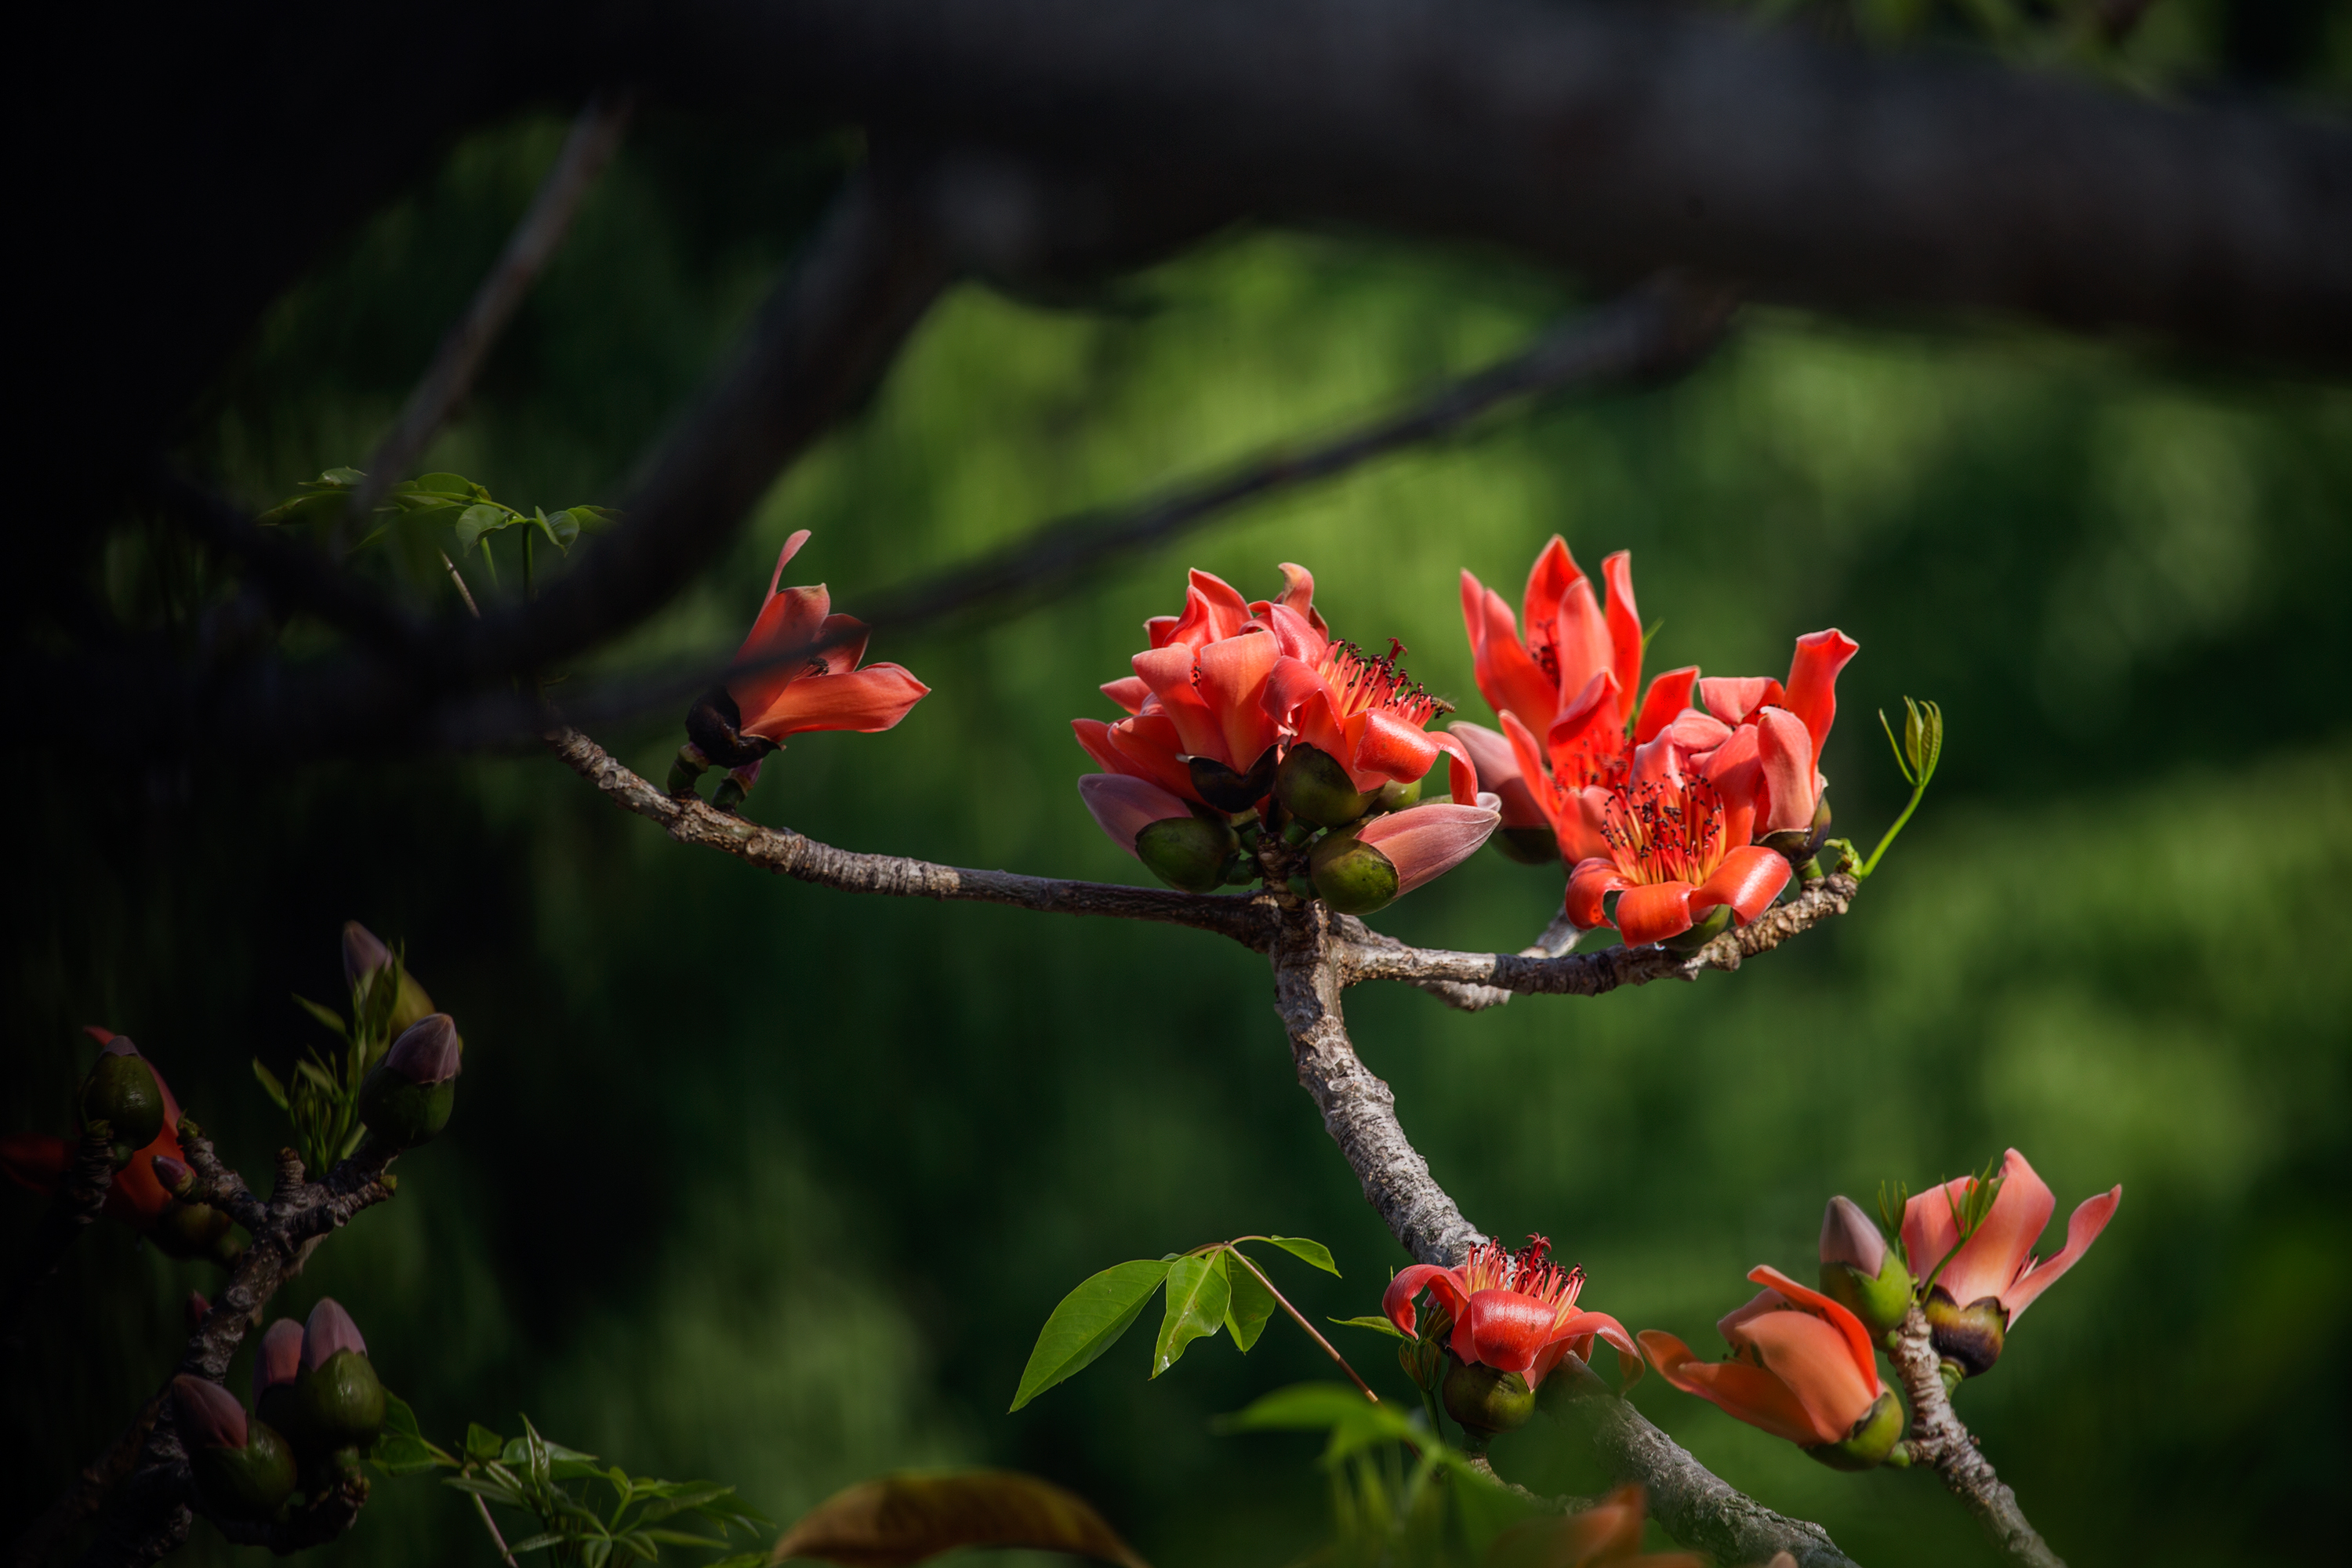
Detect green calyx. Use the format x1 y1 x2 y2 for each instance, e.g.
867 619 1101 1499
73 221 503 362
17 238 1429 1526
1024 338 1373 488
1275 744 1377 829
191 1421 297 1519
1925 1288 2009 1379
1440 1356 1537 1439
1135 814 1240 894
1806 1387 1907 1472
357 1065 456 1150
1491 826 1559 866
1188 746 1279 813
296 1350 387 1453
1819 1251 1915 1340
80 1053 164 1164
1308 833 1400 916
151 1201 240 1265
1662 902 1736 953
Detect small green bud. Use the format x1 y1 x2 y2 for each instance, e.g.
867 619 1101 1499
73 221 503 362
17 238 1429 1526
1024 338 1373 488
80 1044 164 1164
1662 902 1735 953
358 1014 462 1149
150 1201 236 1262
1134 814 1238 894
1817 1195 1913 1338
1805 1387 1906 1472
1274 744 1377 829
192 1421 296 1519
297 1351 386 1454
1925 1288 2008 1378
1440 1356 1537 1438
1307 833 1399 916
1376 775 1422 811
1396 1334 1444 1394
1491 826 1560 866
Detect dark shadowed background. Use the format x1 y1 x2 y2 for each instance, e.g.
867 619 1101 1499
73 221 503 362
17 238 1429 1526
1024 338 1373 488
8 22 2352 1563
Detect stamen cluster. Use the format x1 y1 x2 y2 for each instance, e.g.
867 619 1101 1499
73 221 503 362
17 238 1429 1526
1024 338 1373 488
1461 1234 1589 1325
1601 778 1727 884
1316 639 1451 728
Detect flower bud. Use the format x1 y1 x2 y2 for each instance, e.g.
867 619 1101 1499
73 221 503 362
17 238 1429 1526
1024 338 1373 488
358 1014 462 1149
1307 833 1399 916
1396 1334 1444 1394
172 1374 296 1520
1805 1387 1905 1472
340 923 394 990
152 1153 195 1200
1275 744 1377 829
79 1040 165 1164
1924 1289 2007 1379
253 1319 308 1447
1440 1356 1537 1438
1376 775 1422 811
1134 815 1240 895
1817 1196 1912 1338
150 1200 238 1263
295 1298 385 1453
1187 746 1279 814
683 684 773 771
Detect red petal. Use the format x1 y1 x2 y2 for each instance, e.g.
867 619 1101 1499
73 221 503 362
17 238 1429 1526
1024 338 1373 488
1754 706 1817 835
1078 774 1192 857
1939 1149 2056 1309
1613 881 1696 946
1902 1178 1969 1283
1100 677 1151 716
1475 584 1555 737
1784 629 1860 760
1566 859 1628 928
1132 645 1221 758
1105 714 1202 801
1602 551 1642 730
1693 846 1791 926
2002 1183 2122 1323
1166 569 1251 648
1426 730 1480 808
1732 1304 1880 1443
1357 803 1499 895
1144 614 1180 650
1519 537 1578 655
1747 1265 1878 1388
1697 677 1784 728
766 529 812 593
1466 1289 1555 1374
728 583 832 718
1633 667 1700 745
1351 710 1442 788
740 663 929 739
1382 1264 1458 1339
1639 1330 1826 1447
1196 630 1280 768
1274 562 1330 642
0 1132 69 1194
1449 723 1543 826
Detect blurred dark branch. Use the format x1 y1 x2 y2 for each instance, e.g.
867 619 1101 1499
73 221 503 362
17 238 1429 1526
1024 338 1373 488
1890 1305 2067 1568
677 0 2352 367
72 1127 397 1568
345 89 637 535
855 273 1737 635
2 1126 116 1352
9 1397 162 1568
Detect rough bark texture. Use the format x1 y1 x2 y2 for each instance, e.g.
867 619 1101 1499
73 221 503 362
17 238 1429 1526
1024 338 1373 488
1891 1304 2067 1568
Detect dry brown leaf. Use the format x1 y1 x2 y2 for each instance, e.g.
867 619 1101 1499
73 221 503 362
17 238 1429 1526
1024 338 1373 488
769 1468 1150 1568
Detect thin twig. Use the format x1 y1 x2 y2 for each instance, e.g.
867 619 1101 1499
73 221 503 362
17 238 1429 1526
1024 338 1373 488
1889 1304 2067 1568
441 551 483 619
470 1493 521 1568
1224 1244 1378 1403
345 92 635 540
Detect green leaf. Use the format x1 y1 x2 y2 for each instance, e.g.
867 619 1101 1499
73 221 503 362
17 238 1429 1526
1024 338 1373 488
250 1058 289 1111
1265 1236 1341 1276
634 1527 728 1548
564 504 619 531
770 1469 1149 1568
1222 1253 1277 1353
294 1058 337 1092
410 471 479 497
292 993 349 1040
456 503 512 551
504 1532 566 1554
1317 1316 1402 1345
466 1423 506 1462
368 1392 447 1476
1008 1259 1171 1412
1150 1254 1229 1377
1216 1383 1422 1466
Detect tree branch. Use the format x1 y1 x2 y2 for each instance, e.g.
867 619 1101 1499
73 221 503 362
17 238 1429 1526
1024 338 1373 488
1890 1304 2067 1568
346 90 637 535
549 727 1272 944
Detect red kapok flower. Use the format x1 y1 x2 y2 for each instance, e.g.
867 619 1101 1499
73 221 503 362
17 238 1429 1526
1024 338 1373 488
1381 1235 1639 1388
1455 541 1700 860
1639 1265 1901 1465
0 1029 184 1232
1563 775 1792 948
1901 1148 2121 1377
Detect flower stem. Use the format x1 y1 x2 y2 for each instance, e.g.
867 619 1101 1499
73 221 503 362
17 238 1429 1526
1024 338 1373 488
472 1491 520 1567
1857 779 1929 879
1223 1245 1380 1403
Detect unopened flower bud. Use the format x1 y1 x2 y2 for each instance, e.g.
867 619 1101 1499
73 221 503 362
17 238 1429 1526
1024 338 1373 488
1187 746 1279 814
1307 833 1399 915
1275 744 1376 829
253 1319 307 1446
684 684 774 771
1924 1290 2008 1379
1134 815 1240 895
1817 1196 1912 1338
295 1298 385 1453
151 1200 237 1263
1806 1387 1905 1472
340 923 394 989
79 1040 165 1164
152 1153 196 1200
358 1014 462 1149
1440 1356 1537 1439
1396 1334 1444 1394
173 1375 296 1519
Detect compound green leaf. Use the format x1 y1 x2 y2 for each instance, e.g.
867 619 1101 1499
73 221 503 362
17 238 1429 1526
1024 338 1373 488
1222 1252 1277 1352
1265 1236 1340 1276
1150 1254 1229 1377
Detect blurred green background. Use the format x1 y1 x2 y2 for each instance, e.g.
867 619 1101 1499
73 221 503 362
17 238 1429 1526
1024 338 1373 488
9 51 2352 1567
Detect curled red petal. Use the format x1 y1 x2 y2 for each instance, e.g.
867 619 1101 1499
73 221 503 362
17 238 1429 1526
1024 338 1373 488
1357 803 1500 895
1940 1149 2059 1309
1692 847 1791 926
1633 667 1700 745
1383 1264 1457 1339
1613 881 1696 946
1784 628 1860 759
1100 677 1151 716
741 663 929 740
1601 551 1642 730
1639 1330 1824 1447
1566 858 1628 929
1351 710 1442 788
1467 1289 1555 1374
1748 1265 1878 1390
1754 706 1817 835
2002 1183 2122 1324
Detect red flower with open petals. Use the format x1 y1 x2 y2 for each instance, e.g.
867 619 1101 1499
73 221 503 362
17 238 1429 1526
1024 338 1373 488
727 531 929 742
1382 1235 1638 1388
1901 1148 2121 1376
1639 1265 1900 1465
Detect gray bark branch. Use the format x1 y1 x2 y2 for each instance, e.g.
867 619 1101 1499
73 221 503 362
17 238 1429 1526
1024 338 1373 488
1891 1304 2067 1568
